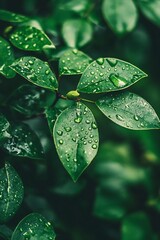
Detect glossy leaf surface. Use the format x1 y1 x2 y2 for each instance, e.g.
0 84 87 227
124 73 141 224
11 213 56 240
102 0 138 34
0 114 10 140
96 91 160 130
0 122 44 159
0 37 16 78
77 58 147 93
9 84 56 116
59 48 92 75
0 9 29 23
53 102 99 181
62 19 93 48
9 26 55 51
10 57 58 90
0 162 24 223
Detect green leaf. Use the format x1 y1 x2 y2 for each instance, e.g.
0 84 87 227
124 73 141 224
122 212 152 240
0 122 44 159
102 0 138 34
0 114 11 140
10 56 58 90
8 84 56 116
9 26 55 51
0 9 29 23
59 0 90 13
59 48 92 75
0 37 16 78
0 162 24 223
45 99 74 133
53 102 99 181
11 213 56 240
96 91 160 130
77 58 147 93
138 0 160 26
62 19 93 48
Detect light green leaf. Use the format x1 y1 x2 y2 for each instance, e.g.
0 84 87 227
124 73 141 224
0 122 44 159
10 56 58 90
138 0 160 26
9 84 56 116
0 114 11 140
62 19 93 48
9 26 55 51
122 212 152 240
0 9 29 23
0 162 24 223
0 37 16 78
102 0 138 34
59 0 90 13
77 58 147 93
53 102 99 182
96 91 160 130
11 213 56 240
59 48 92 75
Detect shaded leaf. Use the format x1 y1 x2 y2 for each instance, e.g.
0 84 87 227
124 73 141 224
0 37 16 78
122 212 152 240
9 26 55 51
59 0 90 13
59 48 92 75
102 0 138 34
9 84 56 116
11 213 56 240
0 122 44 159
10 56 58 90
0 114 10 140
62 19 93 48
138 0 160 26
53 102 99 181
0 9 29 23
0 162 24 223
96 91 160 130
77 58 147 93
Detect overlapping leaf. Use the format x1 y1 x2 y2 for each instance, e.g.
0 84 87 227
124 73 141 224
0 114 10 140
96 91 160 130
0 9 29 23
77 58 147 93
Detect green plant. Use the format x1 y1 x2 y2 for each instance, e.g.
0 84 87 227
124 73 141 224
0 3 160 240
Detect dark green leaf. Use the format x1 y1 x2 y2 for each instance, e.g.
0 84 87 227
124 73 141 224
138 0 160 26
0 37 16 78
53 102 99 181
0 122 44 159
102 0 138 34
77 58 147 93
0 9 29 23
59 48 92 75
9 84 56 116
11 213 56 240
0 162 24 223
59 0 90 13
0 225 13 240
96 91 160 130
9 26 55 51
0 114 11 140
62 19 93 48
122 212 152 240
10 56 58 90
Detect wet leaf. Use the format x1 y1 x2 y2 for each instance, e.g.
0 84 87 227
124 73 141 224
9 26 55 51
0 37 16 78
138 0 160 26
0 162 24 223
11 213 56 240
0 114 11 140
9 84 56 116
96 91 160 130
0 9 29 23
77 58 147 93
59 48 92 75
122 212 152 240
102 0 138 34
62 19 93 48
10 56 58 90
0 122 44 159
53 102 99 181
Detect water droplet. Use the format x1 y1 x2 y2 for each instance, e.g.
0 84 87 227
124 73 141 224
96 58 104 65
86 119 90 124
109 74 128 88
91 122 97 129
59 139 63 144
28 60 33 65
116 114 124 121
134 115 139 121
45 70 50 75
74 117 82 123
72 49 78 54
107 58 117 67
90 71 95 75
92 144 97 149
57 130 63 136
65 127 71 132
